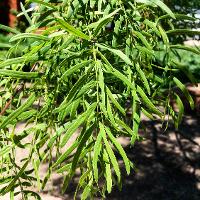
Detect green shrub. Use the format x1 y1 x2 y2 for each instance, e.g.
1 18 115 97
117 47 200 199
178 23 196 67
0 0 199 199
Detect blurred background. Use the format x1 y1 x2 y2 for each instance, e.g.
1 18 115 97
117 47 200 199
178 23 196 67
0 0 200 199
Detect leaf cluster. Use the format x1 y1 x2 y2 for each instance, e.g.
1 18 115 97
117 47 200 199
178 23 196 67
0 0 198 199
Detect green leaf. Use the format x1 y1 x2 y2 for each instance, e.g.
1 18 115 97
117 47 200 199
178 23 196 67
158 14 196 21
107 96 116 125
9 33 50 42
56 18 90 40
55 72 91 113
93 128 103 183
105 127 131 175
136 45 154 55
132 100 140 144
20 2 32 25
103 149 112 193
56 164 71 173
175 94 184 129
99 55 134 90
100 123 121 183
61 60 93 81
170 45 200 55
141 107 155 120
81 185 91 200
0 93 36 129
21 190 42 200
158 25 169 44
16 110 37 121
2 160 29 195
152 0 175 19
115 118 132 137
53 140 79 168
0 145 12 157
173 77 194 110
0 57 25 69
0 24 20 34
133 31 152 50
143 19 160 36
136 0 175 18
0 69 40 79
71 125 94 173
167 29 200 36
137 85 163 117
98 63 106 107
172 60 197 84
0 43 12 48
136 64 150 95
90 8 121 36
106 86 126 116
60 103 97 147
96 44 133 66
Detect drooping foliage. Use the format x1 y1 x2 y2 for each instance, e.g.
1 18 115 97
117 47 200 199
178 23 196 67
0 0 199 199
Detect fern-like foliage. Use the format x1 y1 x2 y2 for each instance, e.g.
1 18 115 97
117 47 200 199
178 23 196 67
0 0 199 199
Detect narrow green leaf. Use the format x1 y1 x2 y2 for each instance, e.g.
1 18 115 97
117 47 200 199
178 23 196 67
98 64 106 107
0 24 20 34
136 45 154 55
167 29 200 36
132 101 140 144
53 140 79 168
141 107 155 120
152 0 175 19
20 2 32 25
61 60 93 81
143 19 160 36
96 43 133 66
71 125 94 172
0 146 12 157
56 164 71 173
90 8 121 36
137 85 163 116
103 149 112 193
173 77 194 109
0 57 25 69
0 69 40 79
107 96 116 125
136 64 150 95
81 185 91 200
115 118 132 137
170 45 200 55
158 25 169 44
55 72 90 113
0 43 12 48
158 14 195 21
175 94 184 129
56 18 90 40
0 93 36 129
9 33 49 42
93 129 103 182
60 103 97 147
79 170 91 187
172 60 197 84
2 160 29 195
106 86 126 116
100 123 121 183
16 110 37 121
105 127 131 175
133 31 152 50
